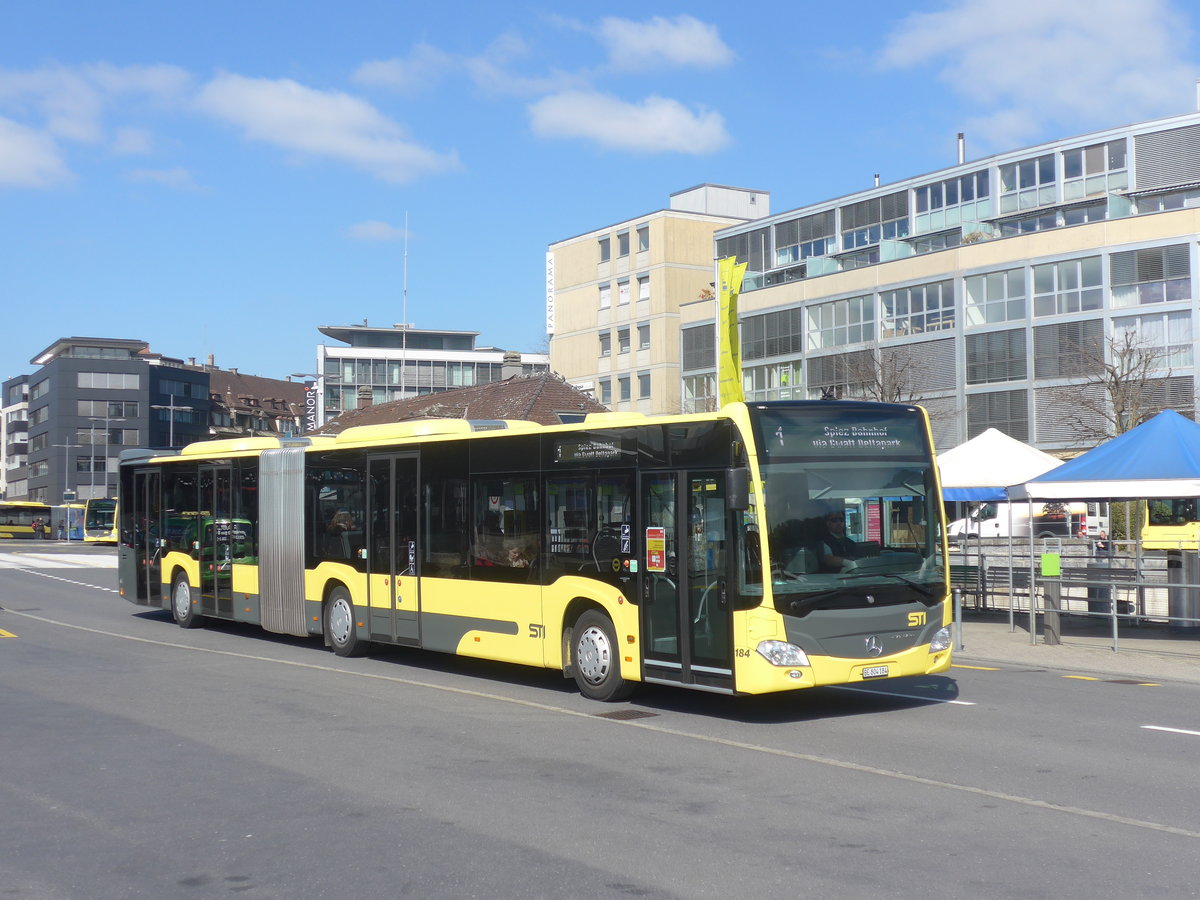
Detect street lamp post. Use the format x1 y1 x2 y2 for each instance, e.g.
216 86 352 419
51 441 80 540
150 396 187 449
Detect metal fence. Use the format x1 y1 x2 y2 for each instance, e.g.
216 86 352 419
950 538 1200 651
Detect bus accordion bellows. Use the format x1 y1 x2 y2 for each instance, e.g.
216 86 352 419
117 400 951 701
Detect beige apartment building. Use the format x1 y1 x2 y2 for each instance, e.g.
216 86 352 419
681 111 1200 454
547 185 768 414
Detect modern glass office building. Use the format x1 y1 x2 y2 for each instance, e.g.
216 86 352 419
680 111 1200 453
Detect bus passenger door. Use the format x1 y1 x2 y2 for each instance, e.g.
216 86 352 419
640 471 733 691
130 468 162 604
199 465 235 617
368 454 421 645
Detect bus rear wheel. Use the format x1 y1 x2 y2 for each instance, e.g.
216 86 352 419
325 586 365 657
172 572 201 629
572 610 634 702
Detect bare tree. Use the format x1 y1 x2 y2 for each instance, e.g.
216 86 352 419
1047 327 1177 445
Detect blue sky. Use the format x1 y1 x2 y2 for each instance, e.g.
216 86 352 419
3 0 1198 382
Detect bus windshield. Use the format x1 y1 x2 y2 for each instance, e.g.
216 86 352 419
747 404 945 612
85 499 116 530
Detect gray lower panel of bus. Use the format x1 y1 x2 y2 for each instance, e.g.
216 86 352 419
259 447 307 637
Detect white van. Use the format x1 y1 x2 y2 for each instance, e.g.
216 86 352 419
948 501 1108 540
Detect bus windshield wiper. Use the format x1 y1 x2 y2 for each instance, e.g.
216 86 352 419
840 571 937 598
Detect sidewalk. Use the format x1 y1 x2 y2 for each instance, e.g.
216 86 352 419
956 610 1200 685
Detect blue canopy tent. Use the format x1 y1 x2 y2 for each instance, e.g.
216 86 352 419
1011 410 1200 501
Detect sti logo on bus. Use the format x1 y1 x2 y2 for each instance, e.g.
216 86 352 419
908 611 926 627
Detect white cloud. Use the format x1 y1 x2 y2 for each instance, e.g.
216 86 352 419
597 15 734 72
528 90 729 154
125 166 202 191
880 0 1196 147
0 63 189 144
0 116 69 187
195 73 459 183
347 220 406 241
112 126 153 155
353 43 458 93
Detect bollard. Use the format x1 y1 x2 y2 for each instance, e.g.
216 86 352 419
1043 580 1061 645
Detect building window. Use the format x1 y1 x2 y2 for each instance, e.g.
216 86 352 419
681 324 716 371
638 323 651 350
598 237 610 262
1111 244 1190 307
914 169 991 232
965 268 1025 325
1061 202 1107 226
999 153 1056 213
76 455 107 474
30 406 48 426
682 374 716 412
744 361 802 401
30 460 49 477
30 433 48 452
1033 320 1103 378
998 210 1059 236
599 379 612 405
743 308 804 361
617 328 630 355
806 295 874 350
30 379 48 400
1114 311 1193 368
840 191 909 250
880 280 955 337
618 376 631 401
967 389 1029 441
638 371 651 398
599 332 611 358
617 279 630 305
617 231 630 257
774 210 836 265
1063 139 1127 200
111 429 139 446
637 225 649 252
599 283 611 309
1033 257 1103 317
966 329 1026 384
77 372 140 390
637 275 650 301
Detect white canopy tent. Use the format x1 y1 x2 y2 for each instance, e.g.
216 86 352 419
939 428 1063 501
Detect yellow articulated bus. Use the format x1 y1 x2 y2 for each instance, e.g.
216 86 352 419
0 501 53 539
83 498 119 543
1143 499 1200 550
118 400 951 701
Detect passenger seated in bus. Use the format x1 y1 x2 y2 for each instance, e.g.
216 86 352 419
324 509 356 559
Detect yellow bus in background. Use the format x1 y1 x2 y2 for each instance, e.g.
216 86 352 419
0 501 53 539
118 401 951 701
83 498 119 543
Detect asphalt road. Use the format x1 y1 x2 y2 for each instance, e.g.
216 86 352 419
2 548 1199 899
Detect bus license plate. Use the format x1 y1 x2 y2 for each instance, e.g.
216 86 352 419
862 665 889 679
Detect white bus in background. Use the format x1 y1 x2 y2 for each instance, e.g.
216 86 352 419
948 501 1108 541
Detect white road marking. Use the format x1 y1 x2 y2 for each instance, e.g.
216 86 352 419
831 684 975 706
1142 725 1200 737
7 606 1200 841
0 552 117 570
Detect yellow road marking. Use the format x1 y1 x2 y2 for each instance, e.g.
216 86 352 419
952 663 999 671
0 629 16 638
1064 675 1099 681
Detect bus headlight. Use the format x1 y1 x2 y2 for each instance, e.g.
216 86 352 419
929 626 951 653
756 641 810 667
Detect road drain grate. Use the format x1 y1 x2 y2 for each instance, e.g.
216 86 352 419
594 709 659 720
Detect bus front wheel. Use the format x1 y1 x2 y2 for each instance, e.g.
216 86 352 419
572 610 634 702
325 587 365 657
172 573 201 629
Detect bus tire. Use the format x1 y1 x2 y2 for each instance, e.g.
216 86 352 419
325 586 365 658
171 572 201 629
572 610 634 702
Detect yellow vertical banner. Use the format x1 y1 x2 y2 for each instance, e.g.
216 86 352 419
717 256 747 406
